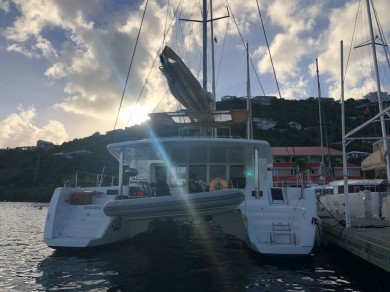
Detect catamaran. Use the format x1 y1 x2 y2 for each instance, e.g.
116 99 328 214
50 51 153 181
44 0 318 255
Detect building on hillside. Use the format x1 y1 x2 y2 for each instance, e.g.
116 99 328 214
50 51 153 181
363 91 390 103
253 118 277 130
37 140 54 150
307 96 335 102
15 146 36 151
220 95 237 101
271 146 362 187
15 140 54 151
288 121 302 130
52 150 92 159
252 96 273 105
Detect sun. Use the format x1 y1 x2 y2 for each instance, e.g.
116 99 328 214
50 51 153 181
118 104 151 128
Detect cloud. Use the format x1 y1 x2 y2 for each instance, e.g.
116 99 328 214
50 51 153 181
0 105 68 148
2 0 390 150
279 76 310 100
314 0 390 100
0 0 10 12
3 0 175 129
249 0 324 96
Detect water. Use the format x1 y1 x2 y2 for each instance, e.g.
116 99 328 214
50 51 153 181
0 202 389 292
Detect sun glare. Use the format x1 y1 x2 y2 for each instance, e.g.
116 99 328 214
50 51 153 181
119 104 151 127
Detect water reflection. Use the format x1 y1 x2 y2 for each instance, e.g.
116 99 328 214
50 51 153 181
37 223 252 291
1 202 390 292
37 222 322 292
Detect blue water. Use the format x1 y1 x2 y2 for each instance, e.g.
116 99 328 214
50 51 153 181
0 202 389 291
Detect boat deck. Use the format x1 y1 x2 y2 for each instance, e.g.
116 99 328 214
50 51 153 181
318 210 390 272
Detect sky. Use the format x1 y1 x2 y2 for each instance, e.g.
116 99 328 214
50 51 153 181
0 0 390 148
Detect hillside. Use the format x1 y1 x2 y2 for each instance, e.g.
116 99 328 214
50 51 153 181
0 97 380 202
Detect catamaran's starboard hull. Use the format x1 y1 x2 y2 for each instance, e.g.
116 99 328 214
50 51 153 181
214 187 318 256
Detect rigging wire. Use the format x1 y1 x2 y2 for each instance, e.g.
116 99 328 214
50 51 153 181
99 0 150 182
113 0 149 133
216 16 230 88
225 0 265 95
255 0 282 99
344 0 361 80
125 0 185 126
371 0 390 85
153 88 171 112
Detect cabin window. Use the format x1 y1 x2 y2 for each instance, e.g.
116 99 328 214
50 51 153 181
230 165 246 188
170 165 187 187
270 188 286 202
154 165 167 183
210 165 226 180
189 165 206 192
377 184 389 192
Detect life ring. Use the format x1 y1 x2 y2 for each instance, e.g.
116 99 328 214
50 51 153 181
209 178 229 191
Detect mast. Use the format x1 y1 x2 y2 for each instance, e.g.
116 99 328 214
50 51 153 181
210 0 216 106
341 40 351 229
366 0 390 179
210 0 217 138
316 58 325 183
246 42 252 139
202 0 208 92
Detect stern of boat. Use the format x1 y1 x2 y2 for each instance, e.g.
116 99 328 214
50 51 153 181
44 187 150 248
243 187 317 255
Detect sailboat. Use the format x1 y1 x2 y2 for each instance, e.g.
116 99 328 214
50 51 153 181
319 0 390 222
44 0 318 255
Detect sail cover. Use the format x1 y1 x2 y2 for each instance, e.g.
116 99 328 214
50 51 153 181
159 46 213 111
361 149 386 171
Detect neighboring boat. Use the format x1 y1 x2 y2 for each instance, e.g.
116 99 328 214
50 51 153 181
319 0 390 224
319 179 389 219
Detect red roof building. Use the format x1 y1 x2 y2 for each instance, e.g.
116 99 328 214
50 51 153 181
271 146 362 186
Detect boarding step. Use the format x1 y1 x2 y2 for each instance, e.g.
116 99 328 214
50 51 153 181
271 223 296 245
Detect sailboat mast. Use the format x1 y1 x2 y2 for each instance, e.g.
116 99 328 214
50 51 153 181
366 0 390 179
316 58 325 182
202 0 208 92
210 0 216 107
246 42 252 139
341 40 351 229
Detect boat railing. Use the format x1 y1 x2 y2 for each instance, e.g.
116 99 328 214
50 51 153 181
64 171 118 188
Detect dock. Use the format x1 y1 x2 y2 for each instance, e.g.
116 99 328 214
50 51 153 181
318 210 390 272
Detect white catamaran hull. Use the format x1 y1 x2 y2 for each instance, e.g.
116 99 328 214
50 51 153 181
44 186 244 248
214 187 317 256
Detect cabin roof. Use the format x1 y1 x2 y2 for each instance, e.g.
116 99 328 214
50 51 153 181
149 109 249 128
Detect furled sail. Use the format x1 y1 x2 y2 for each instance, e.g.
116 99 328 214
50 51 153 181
361 149 387 171
159 46 213 111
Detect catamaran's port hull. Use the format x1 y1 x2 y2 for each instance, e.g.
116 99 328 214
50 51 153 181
44 187 244 249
